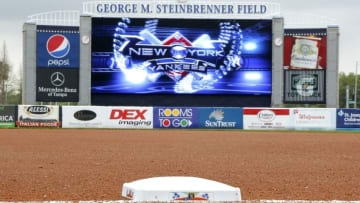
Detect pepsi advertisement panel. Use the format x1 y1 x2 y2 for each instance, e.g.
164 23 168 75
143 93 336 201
154 107 198 128
92 18 272 95
337 109 360 129
199 107 243 129
37 26 79 68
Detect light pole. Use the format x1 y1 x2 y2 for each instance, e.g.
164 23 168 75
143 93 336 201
355 62 359 108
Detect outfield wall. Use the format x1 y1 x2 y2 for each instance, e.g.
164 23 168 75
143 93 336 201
0 105 358 131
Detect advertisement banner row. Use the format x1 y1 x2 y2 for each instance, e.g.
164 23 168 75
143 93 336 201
1 105 360 130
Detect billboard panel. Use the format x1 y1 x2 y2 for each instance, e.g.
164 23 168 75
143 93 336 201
243 108 291 130
153 107 198 128
284 70 325 103
62 106 109 128
37 26 80 68
0 106 16 128
292 108 336 130
199 107 243 129
63 106 153 129
336 109 360 129
91 18 272 95
36 26 80 102
17 105 60 127
284 29 327 70
36 68 79 102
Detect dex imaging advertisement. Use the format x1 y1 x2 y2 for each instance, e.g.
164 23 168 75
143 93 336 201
284 29 327 70
91 18 272 95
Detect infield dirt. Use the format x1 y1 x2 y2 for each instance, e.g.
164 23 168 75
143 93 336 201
0 129 359 201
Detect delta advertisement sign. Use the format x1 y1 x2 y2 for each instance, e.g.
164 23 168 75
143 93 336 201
17 105 60 127
336 109 360 129
153 107 198 128
62 106 153 129
292 108 336 130
243 108 290 130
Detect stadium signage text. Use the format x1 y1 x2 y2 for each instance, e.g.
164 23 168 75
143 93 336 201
95 3 268 15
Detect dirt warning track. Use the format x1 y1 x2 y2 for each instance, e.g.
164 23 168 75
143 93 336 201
0 129 359 201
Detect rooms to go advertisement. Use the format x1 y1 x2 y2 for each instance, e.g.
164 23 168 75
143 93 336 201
243 108 291 130
198 107 243 129
336 109 360 129
0 106 16 128
292 108 336 130
153 107 198 128
284 29 327 70
17 105 60 127
63 106 153 129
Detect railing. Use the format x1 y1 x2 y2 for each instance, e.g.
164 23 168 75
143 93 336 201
26 10 80 26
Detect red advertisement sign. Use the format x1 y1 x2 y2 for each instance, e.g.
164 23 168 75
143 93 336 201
284 29 327 70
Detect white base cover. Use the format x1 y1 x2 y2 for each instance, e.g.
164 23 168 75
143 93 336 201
122 176 241 201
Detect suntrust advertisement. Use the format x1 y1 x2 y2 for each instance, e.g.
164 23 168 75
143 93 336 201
199 107 243 129
243 108 290 130
63 106 153 129
292 108 336 130
153 107 198 128
336 109 360 129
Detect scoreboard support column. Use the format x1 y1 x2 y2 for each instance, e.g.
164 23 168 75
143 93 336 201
79 15 92 105
326 26 340 108
22 23 37 105
271 17 284 107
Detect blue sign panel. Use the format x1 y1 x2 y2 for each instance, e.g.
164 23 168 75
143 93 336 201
336 109 360 129
37 26 79 68
154 107 199 128
199 107 243 129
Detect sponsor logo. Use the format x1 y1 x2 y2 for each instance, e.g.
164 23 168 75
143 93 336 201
257 110 275 122
126 189 134 199
289 74 320 97
158 108 193 128
26 106 51 115
47 34 70 58
205 109 236 128
0 115 14 122
172 192 210 201
74 110 97 121
338 110 344 117
110 109 152 126
47 34 71 66
50 72 65 87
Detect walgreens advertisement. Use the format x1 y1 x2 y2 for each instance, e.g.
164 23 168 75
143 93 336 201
62 106 153 129
243 108 291 130
292 108 336 130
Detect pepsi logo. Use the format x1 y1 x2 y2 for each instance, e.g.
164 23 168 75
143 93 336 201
47 34 70 58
